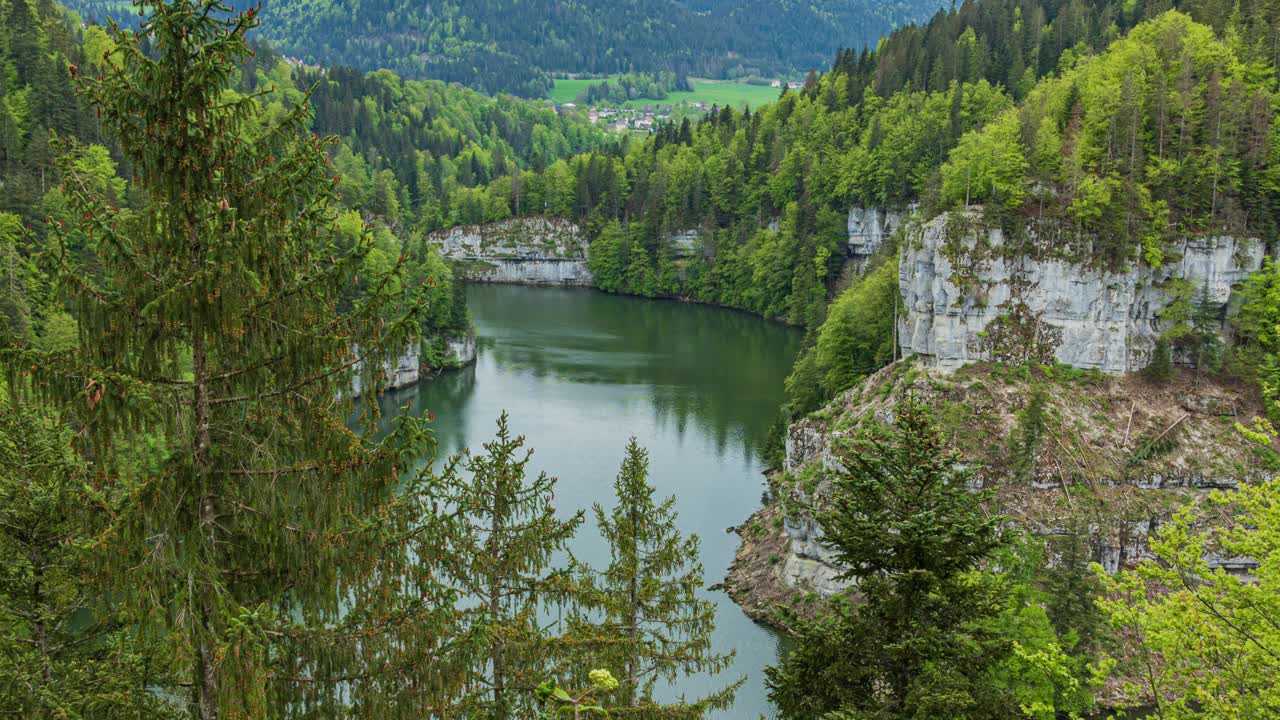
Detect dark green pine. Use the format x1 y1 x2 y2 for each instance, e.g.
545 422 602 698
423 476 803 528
7 1 460 717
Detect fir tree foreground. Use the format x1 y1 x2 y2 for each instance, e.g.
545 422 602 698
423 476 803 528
5 1 442 717
566 438 742 718
766 400 1094 719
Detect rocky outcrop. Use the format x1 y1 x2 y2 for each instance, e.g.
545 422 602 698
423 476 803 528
728 361 1268 612
728 209 1270 632
443 330 477 368
846 206 910 271
351 327 477 397
899 211 1265 374
430 217 592 286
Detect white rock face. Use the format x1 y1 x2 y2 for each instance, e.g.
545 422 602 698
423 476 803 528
463 258 592 285
847 206 908 258
444 330 477 367
768 209 1268 599
351 328 478 397
899 211 1264 374
352 344 423 398
780 515 854 596
666 229 702 258
430 217 593 286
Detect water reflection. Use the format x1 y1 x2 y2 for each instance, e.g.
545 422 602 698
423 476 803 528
376 284 802 718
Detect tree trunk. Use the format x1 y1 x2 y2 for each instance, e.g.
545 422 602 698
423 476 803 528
626 497 639 708
190 185 219 720
193 326 219 720
490 495 506 720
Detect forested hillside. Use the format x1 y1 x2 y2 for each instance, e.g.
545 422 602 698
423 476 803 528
0 0 610 352
424 0 1277 418
0 3 741 716
59 0 946 96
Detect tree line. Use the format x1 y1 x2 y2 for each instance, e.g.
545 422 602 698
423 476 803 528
572 72 691 106
60 0 947 97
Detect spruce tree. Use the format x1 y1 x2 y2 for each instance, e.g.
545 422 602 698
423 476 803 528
766 399 1016 719
570 439 740 718
442 413 584 720
1008 383 1048 482
8 2 451 717
1145 335 1175 383
1192 281 1223 376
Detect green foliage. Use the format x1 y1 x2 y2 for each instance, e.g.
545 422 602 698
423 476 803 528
783 257 899 418
1234 260 1280 418
935 10 1278 268
535 669 617 718
63 0 945 97
573 72 689 105
567 439 740 717
0 396 178 718
1144 336 1175 384
0 0 101 229
941 109 1029 211
1098 479 1280 717
766 400 1018 719
1008 384 1048 482
1042 525 1107 663
1191 281 1224 375
5 3 447 716
587 221 630 294
988 537 1098 720
0 213 33 343
442 414 585 720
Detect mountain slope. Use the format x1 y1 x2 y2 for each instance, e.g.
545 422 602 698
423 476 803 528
60 0 947 96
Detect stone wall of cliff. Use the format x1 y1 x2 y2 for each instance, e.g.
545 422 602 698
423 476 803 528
430 217 592 286
351 328 477 397
845 206 910 271
899 210 1265 374
729 361 1269 609
729 208 1271 613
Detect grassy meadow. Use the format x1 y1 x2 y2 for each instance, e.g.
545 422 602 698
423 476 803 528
549 77 782 110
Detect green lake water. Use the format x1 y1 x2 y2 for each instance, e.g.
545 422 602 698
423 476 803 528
377 283 803 718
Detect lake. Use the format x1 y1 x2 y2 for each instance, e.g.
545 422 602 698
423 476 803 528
377 284 803 718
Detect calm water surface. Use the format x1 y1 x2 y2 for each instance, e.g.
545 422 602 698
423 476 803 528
379 284 802 718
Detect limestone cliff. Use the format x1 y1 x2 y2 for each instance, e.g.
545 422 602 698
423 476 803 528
427 209 911 289
728 208 1272 622
351 327 477 397
727 361 1269 621
430 217 592 286
845 206 910 272
899 210 1265 374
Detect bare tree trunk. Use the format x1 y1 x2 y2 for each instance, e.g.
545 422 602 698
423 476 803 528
626 498 639 707
193 322 219 720
490 499 506 720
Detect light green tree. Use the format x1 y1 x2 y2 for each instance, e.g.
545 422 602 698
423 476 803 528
0 213 31 342
941 109 1029 211
444 413 585 720
1099 479 1280 718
